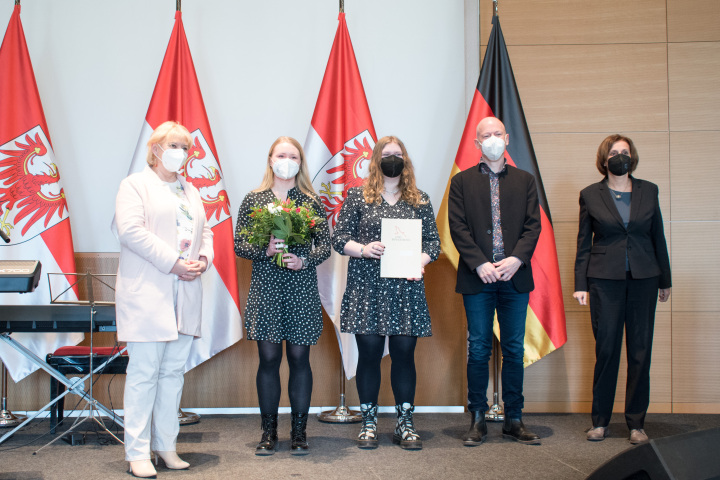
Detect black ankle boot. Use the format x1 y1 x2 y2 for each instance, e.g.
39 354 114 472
290 412 309 455
462 411 487 446
502 417 540 445
255 413 278 456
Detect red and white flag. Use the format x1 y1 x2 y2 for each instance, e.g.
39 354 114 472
305 13 377 379
0 5 82 381
123 10 241 371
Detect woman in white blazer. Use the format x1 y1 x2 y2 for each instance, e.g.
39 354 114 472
115 121 213 479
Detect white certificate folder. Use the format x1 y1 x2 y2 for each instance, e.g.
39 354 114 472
380 218 422 278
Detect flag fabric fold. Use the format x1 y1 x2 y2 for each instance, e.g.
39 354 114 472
438 16 566 365
0 5 82 382
305 13 377 379
124 11 242 372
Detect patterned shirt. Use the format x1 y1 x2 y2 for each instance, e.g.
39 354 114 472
479 162 506 257
164 179 194 260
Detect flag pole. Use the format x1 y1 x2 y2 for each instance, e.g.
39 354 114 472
485 0 506 424
170 0 203 428
317 0 360 425
0 363 26 427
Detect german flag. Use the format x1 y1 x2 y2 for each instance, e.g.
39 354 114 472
437 15 566 365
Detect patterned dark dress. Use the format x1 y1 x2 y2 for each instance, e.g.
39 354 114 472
234 187 331 345
332 187 440 337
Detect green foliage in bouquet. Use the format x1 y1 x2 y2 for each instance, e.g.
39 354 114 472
240 198 324 267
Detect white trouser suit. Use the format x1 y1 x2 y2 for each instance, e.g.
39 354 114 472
114 167 214 461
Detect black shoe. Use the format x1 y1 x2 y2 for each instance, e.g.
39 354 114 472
502 418 540 445
255 413 278 456
462 411 487 446
290 412 310 455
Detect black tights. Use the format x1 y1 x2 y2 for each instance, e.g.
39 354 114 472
256 340 312 414
355 334 417 405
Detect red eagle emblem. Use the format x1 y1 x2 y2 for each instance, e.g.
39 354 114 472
180 135 230 223
319 136 373 227
0 131 68 237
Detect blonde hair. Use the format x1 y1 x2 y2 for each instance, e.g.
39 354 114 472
363 136 425 207
146 121 193 166
254 136 317 200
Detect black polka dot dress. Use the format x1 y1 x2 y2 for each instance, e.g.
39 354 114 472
234 188 331 345
332 187 440 337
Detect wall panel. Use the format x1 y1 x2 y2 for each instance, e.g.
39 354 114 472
668 42 720 131
478 0 667 45
670 132 720 221
506 44 669 133
667 0 720 42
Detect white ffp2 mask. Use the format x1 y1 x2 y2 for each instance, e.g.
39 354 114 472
481 136 506 162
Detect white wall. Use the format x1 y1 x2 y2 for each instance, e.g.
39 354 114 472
0 0 466 253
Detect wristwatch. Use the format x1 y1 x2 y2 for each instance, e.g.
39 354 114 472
300 257 308 269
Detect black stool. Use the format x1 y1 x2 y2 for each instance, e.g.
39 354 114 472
46 346 128 434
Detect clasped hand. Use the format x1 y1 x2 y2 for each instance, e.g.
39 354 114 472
171 257 207 282
266 234 302 271
475 256 522 283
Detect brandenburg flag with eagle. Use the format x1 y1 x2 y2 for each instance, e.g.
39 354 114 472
437 16 567 365
305 12 377 379
0 4 83 381
122 10 242 371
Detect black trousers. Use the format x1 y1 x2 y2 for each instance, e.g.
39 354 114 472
588 273 659 430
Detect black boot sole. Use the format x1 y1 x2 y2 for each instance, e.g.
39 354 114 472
255 448 276 456
357 439 379 449
392 434 422 450
502 432 541 445
462 435 487 446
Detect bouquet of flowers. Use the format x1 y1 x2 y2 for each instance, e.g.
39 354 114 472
240 198 325 267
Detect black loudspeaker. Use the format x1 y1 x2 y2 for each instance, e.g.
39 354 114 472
587 427 720 480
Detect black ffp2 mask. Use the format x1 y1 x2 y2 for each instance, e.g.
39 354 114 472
380 155 404 178
607 154 631 176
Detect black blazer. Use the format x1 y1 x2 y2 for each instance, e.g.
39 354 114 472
574 177 671 291
448 163 541 294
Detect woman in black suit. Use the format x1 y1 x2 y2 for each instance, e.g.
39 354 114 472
573 134 671 445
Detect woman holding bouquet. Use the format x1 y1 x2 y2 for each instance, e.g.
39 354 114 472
234 136 330 456
333 136 440 450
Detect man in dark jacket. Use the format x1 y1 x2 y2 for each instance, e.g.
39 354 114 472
448 116 541 446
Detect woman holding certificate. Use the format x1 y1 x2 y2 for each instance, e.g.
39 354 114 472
333 136 440 451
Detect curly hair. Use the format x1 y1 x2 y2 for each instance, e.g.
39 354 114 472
363 136 426 207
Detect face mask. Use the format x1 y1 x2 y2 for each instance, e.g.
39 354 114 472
272 158 300 180
480 135 506 162
158 146 187 173
607 154 631 176
380 155 404 178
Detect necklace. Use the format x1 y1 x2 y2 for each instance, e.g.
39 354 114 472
383 188 399 195
609 188 625 199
